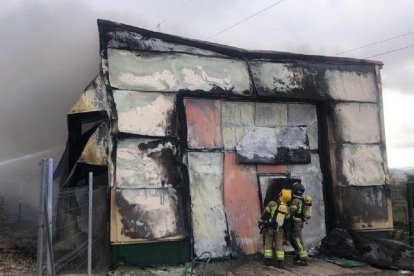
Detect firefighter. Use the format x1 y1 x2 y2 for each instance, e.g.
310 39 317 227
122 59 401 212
287 182 312 266
257 188 292 268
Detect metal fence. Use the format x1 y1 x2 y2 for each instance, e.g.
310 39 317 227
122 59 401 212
390 182 411 244
407 182 414 246
37 159 110 275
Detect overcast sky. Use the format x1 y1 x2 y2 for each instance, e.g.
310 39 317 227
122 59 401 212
0 0 413 173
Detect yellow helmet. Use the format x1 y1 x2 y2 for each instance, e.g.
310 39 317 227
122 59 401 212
279 188 292 203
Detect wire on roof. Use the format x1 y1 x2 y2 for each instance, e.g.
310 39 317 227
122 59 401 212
364 43 414 59
336 31 413 55
206 0 288 40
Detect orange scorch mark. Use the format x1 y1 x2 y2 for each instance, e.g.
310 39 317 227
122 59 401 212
224 153 261 255
185 100 223 148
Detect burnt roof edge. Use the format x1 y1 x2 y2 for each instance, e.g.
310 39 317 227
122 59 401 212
97 19 383 67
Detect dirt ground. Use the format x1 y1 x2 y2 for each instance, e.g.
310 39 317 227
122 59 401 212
109 255 409 276
0 215 37 276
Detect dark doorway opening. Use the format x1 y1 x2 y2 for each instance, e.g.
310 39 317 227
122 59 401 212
261 176 301 206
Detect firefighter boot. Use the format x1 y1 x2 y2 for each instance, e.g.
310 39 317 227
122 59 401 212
275 250 285 268
293 257 308 266
263 248 273 266
276 260 285 268
264 258 273 266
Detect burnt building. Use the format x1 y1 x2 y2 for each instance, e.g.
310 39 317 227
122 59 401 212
60 19 392 265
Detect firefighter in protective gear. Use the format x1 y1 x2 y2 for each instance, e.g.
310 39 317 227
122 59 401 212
257 188 292 267
287 182 312 266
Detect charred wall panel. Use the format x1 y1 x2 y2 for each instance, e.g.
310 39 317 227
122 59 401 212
325 69 378 102
111 188 186 243
78 121 109 166
224 153 261 255
220 101 311 164
187 152 230 258
108 49 251 95
235 126 310 164
288 103 318 150
116 139 181 189
108 136 115 188
255 103 287 127
338 144 385 186
236 127 278 164
275 126 311 164
222 101 255 126
335 186 392 230
222 101 254 150
69 73 110 115
249 62 326 99
113 90 176 137
184 99 223 149
105 27 223 57
332 103 381 143
222 127 248 150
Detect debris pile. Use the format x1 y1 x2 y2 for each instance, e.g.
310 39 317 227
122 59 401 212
320 229 414 271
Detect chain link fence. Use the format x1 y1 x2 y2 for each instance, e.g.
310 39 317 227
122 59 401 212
37 159 110 275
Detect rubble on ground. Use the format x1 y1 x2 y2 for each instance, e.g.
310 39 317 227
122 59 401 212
320 229 414 271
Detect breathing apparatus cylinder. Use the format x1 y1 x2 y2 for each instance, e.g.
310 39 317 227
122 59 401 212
276 202 288 227
303 195 312 220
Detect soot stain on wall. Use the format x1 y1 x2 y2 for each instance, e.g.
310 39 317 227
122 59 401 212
137 140 182 188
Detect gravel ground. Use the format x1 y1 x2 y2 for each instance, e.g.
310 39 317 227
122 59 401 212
0 215 37 276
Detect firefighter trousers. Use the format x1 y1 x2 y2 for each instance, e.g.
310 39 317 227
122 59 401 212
289 218 308 260
263 227 284 261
